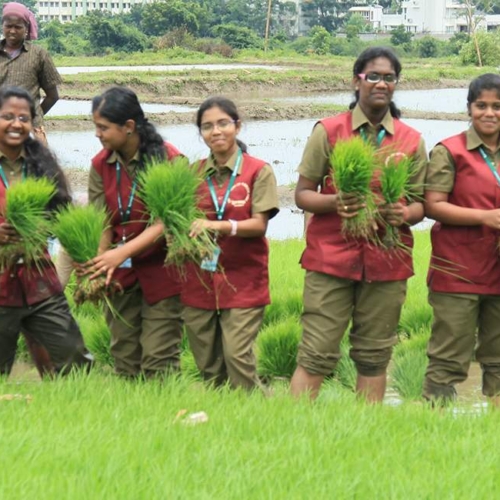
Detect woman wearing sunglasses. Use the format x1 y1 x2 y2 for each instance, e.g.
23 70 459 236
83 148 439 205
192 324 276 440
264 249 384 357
182 96 279 391
290 46 427 402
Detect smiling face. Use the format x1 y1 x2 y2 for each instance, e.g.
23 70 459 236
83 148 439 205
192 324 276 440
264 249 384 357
2 15 27 49
0 96 32 156
468 89 500 143
354 56 397 116
93 111 134 151
199 106 241 157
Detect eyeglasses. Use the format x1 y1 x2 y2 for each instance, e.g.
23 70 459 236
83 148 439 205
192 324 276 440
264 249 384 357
0 113 31 123
358 73 399 84
200 119 236 133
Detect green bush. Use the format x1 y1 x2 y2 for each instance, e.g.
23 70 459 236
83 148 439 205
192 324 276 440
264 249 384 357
460 31 500 66
417 36 439 58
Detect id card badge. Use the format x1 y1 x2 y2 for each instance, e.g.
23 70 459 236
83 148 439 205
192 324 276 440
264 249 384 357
200 246 221 272
117 241 132 269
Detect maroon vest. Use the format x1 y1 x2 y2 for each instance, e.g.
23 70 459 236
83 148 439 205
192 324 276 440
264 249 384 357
0 179 62 307
301 111 421 282
91 142 182 304
181 153 270 309
428 132 500 294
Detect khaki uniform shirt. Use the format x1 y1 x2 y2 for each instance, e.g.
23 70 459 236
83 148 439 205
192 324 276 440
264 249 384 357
426 126 500 193
204 149 279 218
0 40 62 128
298 105 427 200
0 150 26 186
88 150 140 209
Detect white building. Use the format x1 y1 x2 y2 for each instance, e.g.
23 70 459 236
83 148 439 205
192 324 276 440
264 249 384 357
37 0 152 22
348 4 384 30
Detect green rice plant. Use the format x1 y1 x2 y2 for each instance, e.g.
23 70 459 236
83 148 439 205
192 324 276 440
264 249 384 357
53 205 121 306
77 314 113 367
378 153 417 249
256 317 302 379
330 136 377 238
334 333 357 390
391 328 430 400
0 177 55 269
138 157 217 268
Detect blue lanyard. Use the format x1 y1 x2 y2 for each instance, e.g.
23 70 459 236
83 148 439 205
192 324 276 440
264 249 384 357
0 161 27 188
359 126 386 147
479 147 500 187
115 161 138 225
206 149 243 220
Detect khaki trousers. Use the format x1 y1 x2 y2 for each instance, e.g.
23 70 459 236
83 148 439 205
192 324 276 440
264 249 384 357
424 291 500 400
184 306 265 390
106 283 183 377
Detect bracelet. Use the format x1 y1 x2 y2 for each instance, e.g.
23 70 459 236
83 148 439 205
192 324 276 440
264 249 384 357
228 219 238 236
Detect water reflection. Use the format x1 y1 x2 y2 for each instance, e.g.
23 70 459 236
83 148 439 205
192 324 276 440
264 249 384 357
47 99 195 116
279 88 468 114
50 117 468 187
57 64 286 75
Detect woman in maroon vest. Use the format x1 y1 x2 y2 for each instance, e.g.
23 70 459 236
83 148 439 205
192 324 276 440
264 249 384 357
290 47 427 402
182 96 279 390
86 87 183 378
0 85 92 376
424 74 500 405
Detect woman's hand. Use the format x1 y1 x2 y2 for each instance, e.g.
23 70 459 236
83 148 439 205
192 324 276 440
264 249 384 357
336 192 365 219
0 223 21 246
378 202 408 227
87 247 129 286
190 219 220 238
481 209 500 230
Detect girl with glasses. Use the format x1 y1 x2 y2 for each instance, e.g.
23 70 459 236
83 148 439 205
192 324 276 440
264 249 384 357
290 46 427 402
423 73 500 405
0 85 93 377
84 86 184 379
182 96 279 390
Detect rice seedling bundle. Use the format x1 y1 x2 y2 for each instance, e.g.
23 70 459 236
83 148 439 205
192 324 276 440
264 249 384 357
138 157 217 267
330 137 377 238
53 204 121 306
0 177 55 269
379 154 415 248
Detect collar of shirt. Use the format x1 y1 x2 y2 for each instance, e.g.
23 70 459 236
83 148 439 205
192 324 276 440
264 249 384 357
106 149 140 177
0 39 28 53
351 104 394 136
466 126 500 154
205 149 241 177
0 148 26 182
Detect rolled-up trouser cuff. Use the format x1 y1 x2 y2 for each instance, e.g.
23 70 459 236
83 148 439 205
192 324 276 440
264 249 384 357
481 363 500 397
423 379 457 402
296 352 340 376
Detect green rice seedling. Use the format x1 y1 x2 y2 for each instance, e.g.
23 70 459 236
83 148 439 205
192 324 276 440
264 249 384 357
379 153 417 249
330 136 377 238
257 317 301 379
77 314 113 367
0 177 55 270
138 157 217 268
53 204 121 306
391 328 429 400
334 333 357 390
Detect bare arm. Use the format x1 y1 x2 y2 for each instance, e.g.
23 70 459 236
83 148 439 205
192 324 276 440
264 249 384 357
425 190 500 228
191 212 270 239
40 86 59 115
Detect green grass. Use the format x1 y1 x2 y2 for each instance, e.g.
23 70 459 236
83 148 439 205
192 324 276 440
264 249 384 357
2 372 500 499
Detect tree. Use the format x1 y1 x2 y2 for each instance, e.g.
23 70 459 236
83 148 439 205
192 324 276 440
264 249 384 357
417 36 438 58
390 24 413 46
211 23 262 49
301 0 354 33
344 13 369 40
309 25 331 54
41 19 65 53
141 0 203 37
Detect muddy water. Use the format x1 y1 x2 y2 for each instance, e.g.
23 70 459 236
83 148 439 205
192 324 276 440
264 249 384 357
279 88 468 114
47 99 195 116
57 64 287 75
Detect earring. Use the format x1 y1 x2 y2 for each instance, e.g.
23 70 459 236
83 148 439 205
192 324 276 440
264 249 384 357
127 131 132 136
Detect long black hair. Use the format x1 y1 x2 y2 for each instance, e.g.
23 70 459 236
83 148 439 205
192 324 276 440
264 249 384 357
349 46 402 119
0 85 71 211
467 73 500 110
91 86 166 168
196 96 248 153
